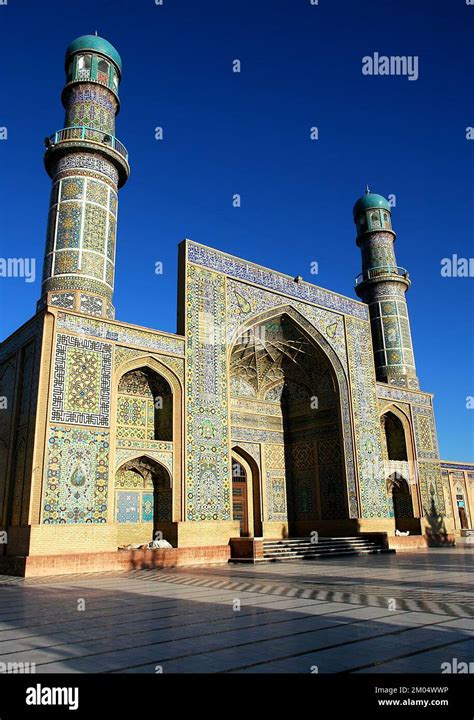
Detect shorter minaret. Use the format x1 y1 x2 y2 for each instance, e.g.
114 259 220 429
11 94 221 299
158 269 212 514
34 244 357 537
354 188 419 390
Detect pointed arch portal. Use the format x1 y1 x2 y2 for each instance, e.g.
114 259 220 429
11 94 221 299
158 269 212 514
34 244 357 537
229 309 352 536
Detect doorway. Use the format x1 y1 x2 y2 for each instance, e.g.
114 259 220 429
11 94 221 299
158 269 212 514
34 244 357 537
232 460 249 536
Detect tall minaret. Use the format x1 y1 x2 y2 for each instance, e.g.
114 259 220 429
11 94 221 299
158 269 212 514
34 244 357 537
38 34 130 319
354 188 419 390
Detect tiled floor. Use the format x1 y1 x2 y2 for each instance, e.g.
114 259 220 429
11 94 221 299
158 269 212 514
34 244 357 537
0 548 473 673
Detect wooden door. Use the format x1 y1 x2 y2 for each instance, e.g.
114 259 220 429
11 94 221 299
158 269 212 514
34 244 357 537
232 460 248 536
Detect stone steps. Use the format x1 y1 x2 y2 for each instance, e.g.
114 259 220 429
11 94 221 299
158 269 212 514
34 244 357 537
261 536 392 562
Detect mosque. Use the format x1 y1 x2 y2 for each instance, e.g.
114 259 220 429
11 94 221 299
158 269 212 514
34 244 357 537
0 35 472 575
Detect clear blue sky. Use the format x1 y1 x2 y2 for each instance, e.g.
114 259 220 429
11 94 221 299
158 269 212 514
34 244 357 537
0 0 473 461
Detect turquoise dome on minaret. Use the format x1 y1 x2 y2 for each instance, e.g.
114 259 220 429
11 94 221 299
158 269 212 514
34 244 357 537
65 34 122 73
353 187 391 218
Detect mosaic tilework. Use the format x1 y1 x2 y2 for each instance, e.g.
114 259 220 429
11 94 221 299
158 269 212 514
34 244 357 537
268 474 287 518
83 204 107 253
60 177 84 201
265 444 285 468
376 383 432 407
86 179 110 208
360 232 396 269
264 381 311 402
109 190 118 216
226 279 348 371
116 439 173 452
42 159 117 315
116 491 140 523
55 152 119 185
264 445 287 521
188 241 368 320
441 462 474 472
233 442 261 469
418 461 446 518
230 398 282 417
377 399 411 429
51 293 75 310
81 251 105 280
56 204 82 249
51 334 112 426
46 276 113 301
115 467 151 489
43 426 109 523
115 449 173 474
441 471 454 519
114 456 172 524
107 217 116 261
64 347 101 414
56 168 116 192
142 492 154 522
412 405 439 460
79 294 103 316
56 313 185 356
231 412 283 432
346 316 390 518
64 84 116 134
106 303 115 320
114 346 185 384
54 250 79 274
232 427 284 444
105 261 114 286
370 296 417 375
185 265 231 521
230 376 256 398
117 396 149 440
370 281 407 300
116 368 172 443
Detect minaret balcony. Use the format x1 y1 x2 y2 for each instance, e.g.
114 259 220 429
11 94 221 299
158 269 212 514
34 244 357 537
44 125 130 187
355 265 410 287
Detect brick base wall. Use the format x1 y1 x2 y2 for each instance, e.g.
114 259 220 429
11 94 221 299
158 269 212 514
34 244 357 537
389 534 456 550
0 545 231 577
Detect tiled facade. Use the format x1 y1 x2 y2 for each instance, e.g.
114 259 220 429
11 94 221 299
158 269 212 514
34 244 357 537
0 35 468 571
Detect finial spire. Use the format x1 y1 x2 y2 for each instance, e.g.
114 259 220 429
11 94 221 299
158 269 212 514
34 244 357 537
365 184 371 194
95 29 98 36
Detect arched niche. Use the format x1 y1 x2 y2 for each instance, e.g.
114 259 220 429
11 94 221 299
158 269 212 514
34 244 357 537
113 355 184 523
115 455 172 532
380 403 421 528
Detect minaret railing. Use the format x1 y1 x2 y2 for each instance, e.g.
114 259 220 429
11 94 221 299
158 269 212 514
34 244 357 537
355 265 409 286
49 125 128 161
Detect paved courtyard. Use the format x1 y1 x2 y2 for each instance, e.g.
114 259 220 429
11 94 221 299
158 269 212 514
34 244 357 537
0 549 473 674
